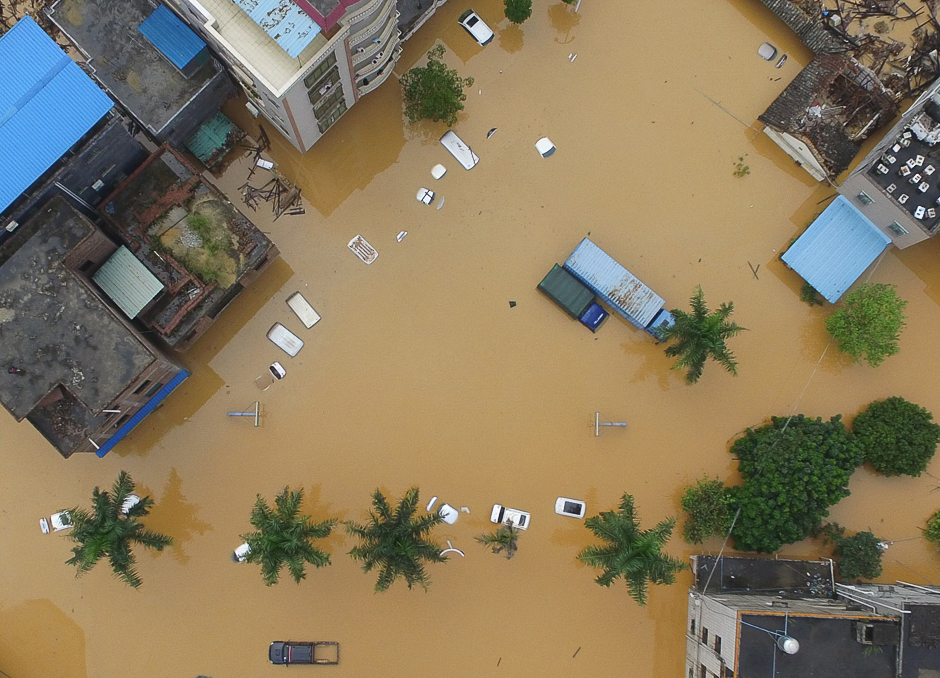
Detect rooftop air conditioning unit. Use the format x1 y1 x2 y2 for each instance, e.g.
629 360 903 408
246 101 260 118
92 179 105 191
4 220 19 233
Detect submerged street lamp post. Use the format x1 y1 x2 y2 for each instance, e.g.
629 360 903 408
595 411 627 437
227 401 262 428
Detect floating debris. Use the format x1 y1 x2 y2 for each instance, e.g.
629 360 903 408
535 137 556 157
416 187 435 205
396 230 407 242
775 54 787 69
348 235 378 264
431 163 447 179
436 196 445 210
509 301 517 308
486 127 497 139
758 42 777 61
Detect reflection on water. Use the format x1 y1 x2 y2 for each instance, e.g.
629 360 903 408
499 24 524 54
5 0 940 676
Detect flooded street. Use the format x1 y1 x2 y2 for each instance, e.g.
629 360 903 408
5 0 940 676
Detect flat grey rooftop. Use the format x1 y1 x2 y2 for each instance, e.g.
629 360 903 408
0 198 154 420
694 556 833 597
738 613 897 678
49 0 217 135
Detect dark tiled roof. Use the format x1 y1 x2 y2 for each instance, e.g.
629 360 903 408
757 0 848 54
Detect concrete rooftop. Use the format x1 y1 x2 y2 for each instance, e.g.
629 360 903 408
48 0 219 135
0 198 154 422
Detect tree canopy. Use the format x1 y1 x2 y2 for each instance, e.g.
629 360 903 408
813 523 884 581
825 283 906 367
926 510 940 547
577 494 687 605
657 286 745 384
241 487 335 586
854 397 940 477
65 471 172 588
476 521 520 560
729 415 863 553
400 45 474 127
504 0 533 23
345 488 446 592
680 477 734 544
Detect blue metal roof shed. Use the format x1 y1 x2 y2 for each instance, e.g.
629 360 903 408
782 196 890 303
564 238 666 330
0 16 113 215
138 5 208 74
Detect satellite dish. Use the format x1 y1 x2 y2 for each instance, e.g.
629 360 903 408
776 636 799 654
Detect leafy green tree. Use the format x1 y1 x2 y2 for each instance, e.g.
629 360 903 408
813 523 884 581
504 0 532 23
64 471 172 588
729 415 862 553
400 45 474 127
345 488 446 592
241 487 335 586
825 283 906 367
656 286 745 384
476 521 520 559
680 477 734 544
925 510 940 546
577 494 687 605
854 397 940 477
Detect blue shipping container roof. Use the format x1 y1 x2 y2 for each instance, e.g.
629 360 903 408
0 17 113 214
781 196 890 303
564 238 665 328
233 0 321 59
138 5 207 70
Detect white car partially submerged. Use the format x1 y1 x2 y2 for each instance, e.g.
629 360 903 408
490 504 530 530
458 9 494 46
554 497 586 519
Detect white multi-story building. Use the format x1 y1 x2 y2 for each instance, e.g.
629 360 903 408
168 0 419 152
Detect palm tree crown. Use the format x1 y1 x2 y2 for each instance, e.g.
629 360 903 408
657 285 745 384
345 487 446 592
65 471 172 589
577 494 687 605
476 521 520 560
241 487 335 586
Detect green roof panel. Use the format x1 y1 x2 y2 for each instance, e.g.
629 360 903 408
93 246 164 319
185 112 236 166
538 263 594 318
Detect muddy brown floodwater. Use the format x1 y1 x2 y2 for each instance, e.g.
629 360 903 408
3 1 940 676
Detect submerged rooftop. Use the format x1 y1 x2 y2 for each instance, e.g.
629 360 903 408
0 198 154 426
48 0 218 136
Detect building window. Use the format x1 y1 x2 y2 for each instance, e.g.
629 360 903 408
133 379 152 395
79 260 94 273
857 190 874 205
690 619 696 634
307 68 341 107
714 636 721 653
317 101 348 134
889 221 908 236
145 381 164 398
689 668 694 678
314 87 345 119
701 628 709 644
303 53 338 89
700 666 707 678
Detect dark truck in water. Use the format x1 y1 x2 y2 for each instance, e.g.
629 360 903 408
269 641 340 665
537 264 609 332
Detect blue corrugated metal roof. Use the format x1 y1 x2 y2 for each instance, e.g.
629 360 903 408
0 17 113 214
564 238 666 329
782 196 890 303
94 369 190 458
233 0 321 59
138 5 207 70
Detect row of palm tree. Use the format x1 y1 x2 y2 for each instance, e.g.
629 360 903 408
63 473 686 604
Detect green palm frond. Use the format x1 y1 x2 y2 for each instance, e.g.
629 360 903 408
346 487 446 592
659 286 745 384
241 486 335 586
64 472 172 589
577 493 687 605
